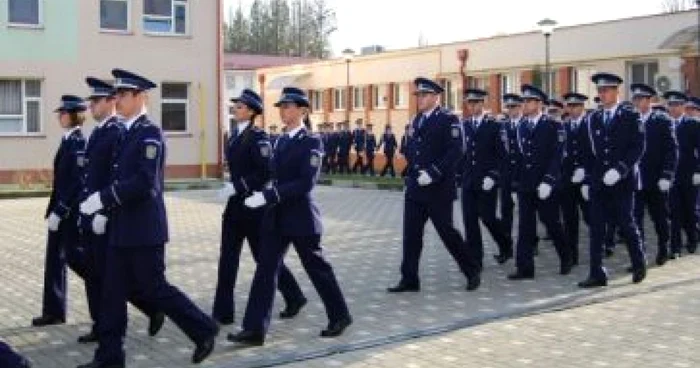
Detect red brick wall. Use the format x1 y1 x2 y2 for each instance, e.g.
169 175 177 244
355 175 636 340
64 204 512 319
521 70 534 86
682 56 700 97
558 66 572 96
489 74 502 113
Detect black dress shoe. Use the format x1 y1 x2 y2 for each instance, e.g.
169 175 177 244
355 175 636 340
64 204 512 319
76 361 124 368
466 274 481 291
77 331 98 344
578 277 608 288
213 316 234 326
560 261 573 275
19 358 32 368
192 326 219 364
507 270 534 280
227 330 265 346
148 312 165 336
632 267 646 284
493 253 513 265
669 252 681 260
321 316 353 338
279 297 307 319
656 253 669 266
387 282 420 293
31 315 65 327
604 248 615 258
687 244 697 254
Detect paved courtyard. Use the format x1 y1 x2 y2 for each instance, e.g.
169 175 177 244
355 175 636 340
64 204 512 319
1 187 699 368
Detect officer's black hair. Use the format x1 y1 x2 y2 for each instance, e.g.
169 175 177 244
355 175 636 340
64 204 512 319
303 115 312 131
66 112 85 127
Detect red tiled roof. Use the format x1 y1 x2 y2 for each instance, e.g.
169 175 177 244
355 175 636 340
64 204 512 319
224 53 316 70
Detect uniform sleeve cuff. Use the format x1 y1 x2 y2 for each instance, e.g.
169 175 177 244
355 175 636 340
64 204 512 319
616 162 629 177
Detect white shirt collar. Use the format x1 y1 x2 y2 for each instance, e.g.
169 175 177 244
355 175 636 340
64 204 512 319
604 103 619 116
236 121 250 135
286 124 304 138
423 105 438 118
472 113 486 125
97 113 117 129
63 126 81 140
123 113 144 131
640 110 652 123
529 113 543 124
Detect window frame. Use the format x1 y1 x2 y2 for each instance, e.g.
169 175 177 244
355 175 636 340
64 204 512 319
627 60 660 87
143 0 189 36
160 82 190 133
393 83 407 108
373 84 387 109
0 79 43 136
7 0 43 28
311 90 323 111
334 88 346 111
100 0 131 33
353 86 365 110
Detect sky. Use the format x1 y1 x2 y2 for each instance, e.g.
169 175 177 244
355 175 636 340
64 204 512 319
223 0 684 56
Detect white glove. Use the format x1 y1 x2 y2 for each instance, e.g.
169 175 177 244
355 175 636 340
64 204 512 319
537 183 552 200
218 182 236 201
47 213 61 232
417 170 433 186
244 191 267 209
92 214 108 235
581 185 590 201
511 192 518 203
603 169 621 186
571 168 585 184
482 177 495 191
693 173 700 186
658 179 671 192
80 192 103 215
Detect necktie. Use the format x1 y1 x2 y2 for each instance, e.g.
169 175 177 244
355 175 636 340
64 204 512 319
418 114 426 129
231 127 238 138
528 119 536 131
277 135 290 152
604 111 612 126
473 118 479 131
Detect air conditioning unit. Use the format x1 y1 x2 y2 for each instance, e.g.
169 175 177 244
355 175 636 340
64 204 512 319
655 75 672 93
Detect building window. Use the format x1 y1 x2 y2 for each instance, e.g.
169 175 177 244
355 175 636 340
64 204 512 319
373 84 387 109
628 61 659 86
444 80 455 111
334 88 346 110
311 90 323 111
0 79 41 134
100 0 130 31
568 67 579 92
393 83 407 108
353 86 365 110
8 0 42 26
161 82 188 132
143 0 188 35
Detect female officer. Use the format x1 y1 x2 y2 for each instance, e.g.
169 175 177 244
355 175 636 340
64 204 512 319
213 89 306 326
32 95 88 327
228 87 352 346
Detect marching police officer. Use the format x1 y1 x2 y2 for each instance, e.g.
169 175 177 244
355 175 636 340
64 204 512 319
579 73 647 288
498 93 524 264
326 123 339 174
78 78 163 343
32 95 89 328
378 124 398 177
460 88 511 274
560 92 591 266
547 99 565 122
388 77 479 292
351 119 366 174
337 122 352 174
508 85 572 280
213 89 307 327
0 341 31 368
665 91 700 256
365 123 377 176
632 84 677 266
228 87 352 346
78 69 218 367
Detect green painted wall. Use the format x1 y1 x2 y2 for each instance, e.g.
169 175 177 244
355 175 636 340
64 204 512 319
0 0 78 62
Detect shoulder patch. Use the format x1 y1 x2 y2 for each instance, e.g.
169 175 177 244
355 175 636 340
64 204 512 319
451 126 461 138
259 142 271 158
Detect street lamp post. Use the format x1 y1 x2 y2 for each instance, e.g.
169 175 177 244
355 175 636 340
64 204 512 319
342 48 355 122
537 18 557 96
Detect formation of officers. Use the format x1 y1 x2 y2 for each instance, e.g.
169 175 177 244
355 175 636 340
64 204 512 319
3 69 700 368
270 118 401 178
387 72 700 294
